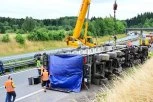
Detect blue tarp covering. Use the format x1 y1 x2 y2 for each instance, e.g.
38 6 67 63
49 54 83 92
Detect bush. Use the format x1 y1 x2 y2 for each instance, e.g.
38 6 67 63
64 25 72 31
15 34 25 44
28 28 65 41
5 29 14 33
16 29 25 34
2 34 10 42
48 30 65 40
27 28 49 41
47 26 58 30
66 30 73 36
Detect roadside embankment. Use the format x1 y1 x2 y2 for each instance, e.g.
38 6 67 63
95 57 153 102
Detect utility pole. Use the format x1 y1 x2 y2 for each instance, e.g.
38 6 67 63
113 0 118 47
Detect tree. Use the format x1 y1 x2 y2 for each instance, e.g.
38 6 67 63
126 12 153 27
93 18 105 36
0 23 5 34
144 18 153 27
103 17 114 35
22 17 36 32
116 21 126 34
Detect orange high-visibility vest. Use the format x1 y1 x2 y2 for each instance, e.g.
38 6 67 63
42 71 49 81
4 80 15 92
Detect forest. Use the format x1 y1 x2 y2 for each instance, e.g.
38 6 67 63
0 12 152 41
126 12 153 27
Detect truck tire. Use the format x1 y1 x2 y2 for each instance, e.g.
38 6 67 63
108 74 116 80
114 50 123 57
107 52 117 59
100 78 108 85
140 46 148 51
93 79 100 85
113 69 120 76
96 54 110 61
134 47 139 53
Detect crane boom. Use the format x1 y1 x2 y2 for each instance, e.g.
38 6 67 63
65 0 95 48
73 0 90 39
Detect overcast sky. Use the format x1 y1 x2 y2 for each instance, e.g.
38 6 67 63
0 0 153 20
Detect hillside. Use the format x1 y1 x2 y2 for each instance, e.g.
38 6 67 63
95 57 153 102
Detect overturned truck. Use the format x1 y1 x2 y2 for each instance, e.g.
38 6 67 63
40 45 148 92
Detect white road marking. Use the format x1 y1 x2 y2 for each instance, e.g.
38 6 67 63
0 68 37 78
15 89 44 102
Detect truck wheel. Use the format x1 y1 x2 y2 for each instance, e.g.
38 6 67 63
108 74 115 80
140 46 148 51
113 69 120 76
100 78 108 85
107 52 117 59
115 50 124 57
134 47 139 53
93 79 100 85
96 54 110 61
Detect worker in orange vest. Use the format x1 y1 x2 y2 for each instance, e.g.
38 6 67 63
38 65 45 76
38 65 46 86
4 76 16 102
41 69 50 92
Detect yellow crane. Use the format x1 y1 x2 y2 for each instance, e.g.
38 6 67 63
65 0 96 48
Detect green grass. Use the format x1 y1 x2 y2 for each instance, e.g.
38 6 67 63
0 33 126 57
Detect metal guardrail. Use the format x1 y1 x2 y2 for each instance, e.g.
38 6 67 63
0 48 73 63
4 59 35 70
0 36 138 72
0 48 73 71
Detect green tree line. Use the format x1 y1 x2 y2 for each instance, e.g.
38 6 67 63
126 12 153 27
0 16 126 41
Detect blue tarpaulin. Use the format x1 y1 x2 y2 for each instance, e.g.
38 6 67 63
49 54 83 92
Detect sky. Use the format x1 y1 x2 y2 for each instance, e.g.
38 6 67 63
0 0 153 20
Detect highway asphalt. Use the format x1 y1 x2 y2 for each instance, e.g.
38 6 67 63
0 68 71 102
0 68 100 102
